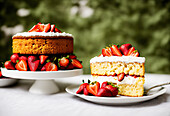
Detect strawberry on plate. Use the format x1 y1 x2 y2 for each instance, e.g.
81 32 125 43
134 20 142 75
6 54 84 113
39 55 48 64
117 73 125 81
102 47 113 57
4 61 15 70
71 59 83 69
76 83 89 94
105 85 118 96
46 62 58 71
0 71 2 78
15 60 27 71
66 63 74 70
59 57 69 67
10 53 19 63
28 56 40 71
96 87 112 97
69 55 77 59
110 45 122 56
19 56 27 61
86 82 100 96
101 81 108 88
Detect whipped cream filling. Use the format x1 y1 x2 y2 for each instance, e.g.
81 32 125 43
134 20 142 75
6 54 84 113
13 32 73 38
90 56 145 63
90 75 139 85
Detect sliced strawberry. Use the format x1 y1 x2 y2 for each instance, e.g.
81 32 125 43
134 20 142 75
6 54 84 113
105 85 118 96
117 73 125 81
59 57 69 67
44 23 51 32
10 53 19 63
119 44 132 55
69 55 77 59
15 60 27 71
71 59 83 69
55 28 62 33
0 71 2 78
110 45 122 56
41 63 47 71
37 23 45 32
28 25 39 32
4 61 15 70
50 25 55 32
39 55 48 64
129 50 139 57
96 88 112 97
76 83 89 94
19 56 27 61
66 63 74 70
86 82 100 96
102 48 113 57
28 56 40 71
101 82 108 88
83 87 89 95
46 62 58 71
127 47 135 56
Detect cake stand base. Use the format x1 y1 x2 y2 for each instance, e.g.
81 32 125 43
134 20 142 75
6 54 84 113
29 80 59 94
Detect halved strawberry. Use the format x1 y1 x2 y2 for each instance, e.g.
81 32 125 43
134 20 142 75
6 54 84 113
102 48 113 57
28 56 40 71
39 55 48 64
76 83 89 94
19 56 27 61
119 44 132 56
127 47 135 56
46 62 58 71
117 73 125 81
96 88 112 97
44 23 51 32
86 82 100 96
37 23 45 32
55 28 61 33
71 59 83 69
101 81 108 88
59 57 69 67
66 63 74 70
110 45 122 56
105 85 118 96
129 50 139 57
50 25 55 32
28 25 39 32
69 55 77 59
15 60 27 71
4 61 15 70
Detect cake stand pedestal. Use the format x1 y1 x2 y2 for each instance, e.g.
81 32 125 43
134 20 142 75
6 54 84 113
1 68 83 94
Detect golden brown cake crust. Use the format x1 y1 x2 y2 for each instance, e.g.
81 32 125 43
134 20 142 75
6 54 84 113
13 37 73 54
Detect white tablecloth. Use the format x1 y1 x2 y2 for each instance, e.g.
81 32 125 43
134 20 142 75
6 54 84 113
0 74 170 116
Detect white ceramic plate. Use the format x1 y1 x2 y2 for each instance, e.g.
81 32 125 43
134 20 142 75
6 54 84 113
66 85 167 105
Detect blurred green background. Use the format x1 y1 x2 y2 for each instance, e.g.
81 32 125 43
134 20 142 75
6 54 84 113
0 0 169 74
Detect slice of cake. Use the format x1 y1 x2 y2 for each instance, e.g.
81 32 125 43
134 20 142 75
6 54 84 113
90 44 145 97
4 23 83 71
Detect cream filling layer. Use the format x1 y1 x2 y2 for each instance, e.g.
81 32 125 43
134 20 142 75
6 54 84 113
90 75 140 85
90 56 145 63
13 32 73 38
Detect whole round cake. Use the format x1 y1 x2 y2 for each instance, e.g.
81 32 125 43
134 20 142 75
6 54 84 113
3 23 83 71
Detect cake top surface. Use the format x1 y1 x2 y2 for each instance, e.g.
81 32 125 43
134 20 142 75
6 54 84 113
12 23 73 38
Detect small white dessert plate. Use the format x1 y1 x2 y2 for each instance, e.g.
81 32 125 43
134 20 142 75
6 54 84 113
66 85 167 105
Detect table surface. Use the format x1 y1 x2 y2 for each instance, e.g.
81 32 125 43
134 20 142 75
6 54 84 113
0 74 170 116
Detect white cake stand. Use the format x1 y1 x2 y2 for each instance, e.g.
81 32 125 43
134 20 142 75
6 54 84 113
1 68 83 94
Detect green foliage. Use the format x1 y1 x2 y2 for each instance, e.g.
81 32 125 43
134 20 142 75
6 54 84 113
0 0 169 74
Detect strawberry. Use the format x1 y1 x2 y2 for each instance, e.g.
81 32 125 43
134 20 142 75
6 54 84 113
10 53 19 63
96 88 112 97
76 83 89 94
55 28 61 33
4 61 15 70
101 82 108 88
37 23 45 32
28 25 39 32
119 44 132 55
0 71 2 77
66 63 74 70
59 57 69 67
105 85 118 96
41 63 47 71
19 56 27 61
110 45 122 56
129 50 139 57
102 48 113 57
50 25 55 32
98 54 103 57
46 62 58 71
39 55 48 64
117 73 125 81
44 23 51 32
127 47 135 56
71 59 83 69
15 60 27 71
86 82 100 96
28 56 40 71
69 55 77 59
